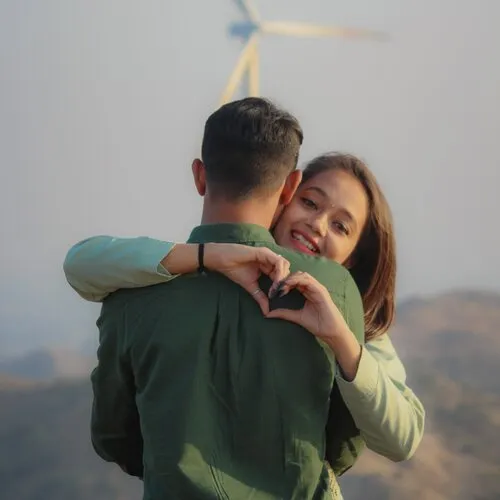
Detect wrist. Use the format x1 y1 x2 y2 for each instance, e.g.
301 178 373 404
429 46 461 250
321 323 351 346
160 243 198 275
324 328 362 382
202 243 219 271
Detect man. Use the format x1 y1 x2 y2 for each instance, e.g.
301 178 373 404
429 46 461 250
91 97 365 499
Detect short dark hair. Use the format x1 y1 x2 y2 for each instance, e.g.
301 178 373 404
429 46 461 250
201 97 303 201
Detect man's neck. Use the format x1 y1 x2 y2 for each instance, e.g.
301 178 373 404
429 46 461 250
200 199 275 229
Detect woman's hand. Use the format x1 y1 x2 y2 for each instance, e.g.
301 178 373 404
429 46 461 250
204 243 290 314
266 271 362 380
266 271 351 341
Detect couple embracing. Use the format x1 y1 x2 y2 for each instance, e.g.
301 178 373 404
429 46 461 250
64 97 424 499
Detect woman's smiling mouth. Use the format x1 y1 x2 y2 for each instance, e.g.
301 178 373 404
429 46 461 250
290 231 320 254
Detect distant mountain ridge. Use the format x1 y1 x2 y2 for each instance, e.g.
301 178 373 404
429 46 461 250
340 290 500 499
1 289 500 499
0 348 94 381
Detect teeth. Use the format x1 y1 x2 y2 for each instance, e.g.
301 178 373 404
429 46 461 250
292 232 317 252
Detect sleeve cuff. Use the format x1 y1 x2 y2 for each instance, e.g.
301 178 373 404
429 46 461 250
133 238 175 277
336 346 380 400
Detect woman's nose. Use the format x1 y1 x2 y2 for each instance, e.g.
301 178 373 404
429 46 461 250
307 215 328 237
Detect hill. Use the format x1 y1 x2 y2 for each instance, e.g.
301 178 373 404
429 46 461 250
340 290 500 499
0 378 141 500
1 290 500 499
0 348 94 381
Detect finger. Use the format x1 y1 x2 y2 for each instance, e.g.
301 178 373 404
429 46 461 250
280 271 316 289
255 292 270 315
276 272 328 302
269 271 304 297
247 287 269 315
269 270 303 298
268 280 280 299
255 247 282 266
256 249 290 280
268 256 290 286
266 308 303 324
269 276 284 299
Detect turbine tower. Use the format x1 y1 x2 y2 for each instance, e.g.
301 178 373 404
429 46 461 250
221 0 387 104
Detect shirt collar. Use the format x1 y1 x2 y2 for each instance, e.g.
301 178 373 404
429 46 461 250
187 223 276 245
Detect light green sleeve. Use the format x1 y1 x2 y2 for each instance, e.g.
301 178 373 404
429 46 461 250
336 334 425 462
63 236 176 302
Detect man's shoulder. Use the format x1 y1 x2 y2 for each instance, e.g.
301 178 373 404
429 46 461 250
102 282 174 310
103 275 222 312
98 282 183 335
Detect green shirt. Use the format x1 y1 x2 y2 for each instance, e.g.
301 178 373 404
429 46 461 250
90 223 365 500
65 235 425 466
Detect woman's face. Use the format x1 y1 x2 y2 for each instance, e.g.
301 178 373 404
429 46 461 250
273 169 369 265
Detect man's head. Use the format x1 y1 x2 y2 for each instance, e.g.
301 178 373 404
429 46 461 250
192 97 304 227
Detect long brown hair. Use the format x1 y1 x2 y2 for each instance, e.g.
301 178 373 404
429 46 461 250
302 153 396 341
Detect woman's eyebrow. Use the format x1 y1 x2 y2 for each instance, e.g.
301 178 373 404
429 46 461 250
304 186 328 199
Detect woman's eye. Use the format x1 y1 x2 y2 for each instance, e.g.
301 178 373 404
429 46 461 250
332 221 349 235
301 197 317 210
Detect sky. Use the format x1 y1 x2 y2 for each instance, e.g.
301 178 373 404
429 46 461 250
1 0 499 355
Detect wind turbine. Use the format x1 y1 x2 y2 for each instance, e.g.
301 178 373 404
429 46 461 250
221 0 387 104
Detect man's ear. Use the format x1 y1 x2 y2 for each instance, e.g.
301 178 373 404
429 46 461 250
192 159 206 196
279 169 302 206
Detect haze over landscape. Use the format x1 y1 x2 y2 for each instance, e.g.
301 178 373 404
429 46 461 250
1 0 500 355
1 1 499 498
2 291 500 499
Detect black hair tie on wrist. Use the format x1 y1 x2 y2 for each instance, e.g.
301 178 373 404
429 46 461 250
198 243 206 275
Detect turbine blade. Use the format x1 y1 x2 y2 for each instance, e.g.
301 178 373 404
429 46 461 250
248 42 259 96
261 21 387 41
220 35 258 105
233 0 260 23
243 0 260 23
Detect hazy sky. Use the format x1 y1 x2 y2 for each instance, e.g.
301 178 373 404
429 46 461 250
1 0 499 354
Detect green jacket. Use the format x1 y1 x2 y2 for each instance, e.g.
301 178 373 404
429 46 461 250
90 223 365 499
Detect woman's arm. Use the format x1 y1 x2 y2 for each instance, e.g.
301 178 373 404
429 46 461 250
63 236 290 313
267 272 425 463
63 236 177 301
335 335 425 462
63 236 229 301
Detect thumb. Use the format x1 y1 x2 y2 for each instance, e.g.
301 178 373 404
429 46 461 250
266 308 303 324
254 293 270 315
245 287 269 315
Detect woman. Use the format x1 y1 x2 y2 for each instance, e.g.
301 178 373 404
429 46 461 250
64 152 424 494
